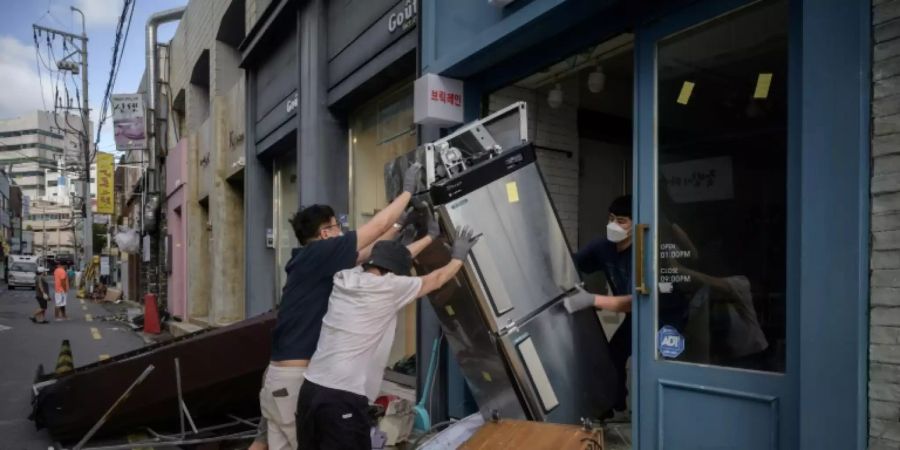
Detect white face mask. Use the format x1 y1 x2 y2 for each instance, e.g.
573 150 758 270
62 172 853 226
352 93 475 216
607 222 630 243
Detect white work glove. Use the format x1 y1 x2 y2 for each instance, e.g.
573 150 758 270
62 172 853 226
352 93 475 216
563 286 596 314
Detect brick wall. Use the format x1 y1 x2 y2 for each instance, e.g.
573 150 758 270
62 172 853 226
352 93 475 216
489 84 580 246
870 0 900 448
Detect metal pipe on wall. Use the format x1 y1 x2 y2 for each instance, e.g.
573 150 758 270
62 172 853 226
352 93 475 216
145 7 185 195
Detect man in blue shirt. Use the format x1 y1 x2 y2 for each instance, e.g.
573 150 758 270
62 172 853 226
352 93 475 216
565 195 634 413
258 163 422 450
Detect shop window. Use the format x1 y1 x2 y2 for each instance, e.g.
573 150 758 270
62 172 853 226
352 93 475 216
349 81 418 366
654 0 788 372
273 149 298 295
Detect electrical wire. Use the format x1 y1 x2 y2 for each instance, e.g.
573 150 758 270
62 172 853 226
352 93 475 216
94 0 136 157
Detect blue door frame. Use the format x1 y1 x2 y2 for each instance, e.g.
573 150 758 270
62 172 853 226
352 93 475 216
633 1 796 448
632 0 870 448
441 0 870 447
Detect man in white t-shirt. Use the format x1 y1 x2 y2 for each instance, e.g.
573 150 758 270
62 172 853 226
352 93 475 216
297 226 481 450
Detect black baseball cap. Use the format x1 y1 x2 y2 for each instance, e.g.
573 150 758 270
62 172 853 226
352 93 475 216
367 240 413 276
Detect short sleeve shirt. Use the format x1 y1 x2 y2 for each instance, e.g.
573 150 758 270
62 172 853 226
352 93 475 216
270 232 358 361
53 268 67 293
572 238 632 296
304 267 423 401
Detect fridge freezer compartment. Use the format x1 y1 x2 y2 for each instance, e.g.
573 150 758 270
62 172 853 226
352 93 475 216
499 298 618 423
415 241 530 422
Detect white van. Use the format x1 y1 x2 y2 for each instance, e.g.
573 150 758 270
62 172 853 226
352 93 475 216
7 255 40 290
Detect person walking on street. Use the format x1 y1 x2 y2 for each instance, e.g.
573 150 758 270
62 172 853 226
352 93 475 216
258 163 423 450
30 268 51 324
53 263 69 321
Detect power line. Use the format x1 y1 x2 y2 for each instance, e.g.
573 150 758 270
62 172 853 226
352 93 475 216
94 0 136 157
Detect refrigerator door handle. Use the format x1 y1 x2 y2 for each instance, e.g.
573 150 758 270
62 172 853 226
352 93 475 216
635 223 650 295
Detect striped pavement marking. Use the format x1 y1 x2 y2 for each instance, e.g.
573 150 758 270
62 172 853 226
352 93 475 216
98 354 110 361
85 314 93 322
90 327 102 340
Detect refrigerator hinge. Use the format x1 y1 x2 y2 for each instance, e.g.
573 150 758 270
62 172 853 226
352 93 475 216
498 319 519 336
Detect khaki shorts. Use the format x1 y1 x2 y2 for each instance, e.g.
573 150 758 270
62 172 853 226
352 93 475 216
259 364 306 450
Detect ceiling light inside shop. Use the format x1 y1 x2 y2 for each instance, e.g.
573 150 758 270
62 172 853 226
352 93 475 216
588 66 606 93
548 83 563 108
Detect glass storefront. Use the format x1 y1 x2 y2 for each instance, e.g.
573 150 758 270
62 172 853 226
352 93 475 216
349 81 418 366
654 0 788 372
273 150 298 295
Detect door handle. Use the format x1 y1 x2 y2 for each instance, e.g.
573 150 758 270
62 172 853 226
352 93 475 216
635 223 649 295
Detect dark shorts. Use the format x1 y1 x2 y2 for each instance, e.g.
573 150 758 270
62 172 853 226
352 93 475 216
296 380 370 450
35 294 47 310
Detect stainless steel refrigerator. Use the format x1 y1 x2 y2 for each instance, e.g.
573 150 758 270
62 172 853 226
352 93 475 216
387 103 618 424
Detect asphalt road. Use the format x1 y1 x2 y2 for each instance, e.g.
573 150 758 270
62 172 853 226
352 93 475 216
0 284 145 449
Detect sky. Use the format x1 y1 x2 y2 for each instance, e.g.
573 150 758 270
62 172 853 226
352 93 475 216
0 0 187 157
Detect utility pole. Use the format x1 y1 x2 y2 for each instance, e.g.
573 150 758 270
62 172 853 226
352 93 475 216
34 7 92 270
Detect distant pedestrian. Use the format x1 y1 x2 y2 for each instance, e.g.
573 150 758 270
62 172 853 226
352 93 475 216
67 266 75 287
30 268 51 324
53 263 69 321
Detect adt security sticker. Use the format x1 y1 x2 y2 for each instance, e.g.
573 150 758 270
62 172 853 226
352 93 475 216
658 325 685 359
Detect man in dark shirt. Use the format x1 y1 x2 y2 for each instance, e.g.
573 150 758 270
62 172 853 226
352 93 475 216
258 163 422 450
565 195 633 413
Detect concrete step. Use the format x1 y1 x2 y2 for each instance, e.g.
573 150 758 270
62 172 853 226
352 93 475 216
168 320 204 337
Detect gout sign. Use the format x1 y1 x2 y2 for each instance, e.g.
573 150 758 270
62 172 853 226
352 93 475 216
388 0 417 33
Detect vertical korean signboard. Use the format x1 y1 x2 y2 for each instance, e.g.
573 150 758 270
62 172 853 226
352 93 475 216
96 152 115 215
111 94 145 151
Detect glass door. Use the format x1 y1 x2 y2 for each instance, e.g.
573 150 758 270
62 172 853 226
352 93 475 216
273 150 298 295
633 0 795 448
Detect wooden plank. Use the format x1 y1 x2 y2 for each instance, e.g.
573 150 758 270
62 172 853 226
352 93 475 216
460 420 603 450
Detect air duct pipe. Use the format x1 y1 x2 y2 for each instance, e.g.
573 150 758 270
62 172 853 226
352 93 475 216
145 7 185 194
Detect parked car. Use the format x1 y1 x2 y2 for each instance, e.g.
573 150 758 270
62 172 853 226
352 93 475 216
7 255 39 290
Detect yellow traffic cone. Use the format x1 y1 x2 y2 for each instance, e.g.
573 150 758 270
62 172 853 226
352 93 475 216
54 339 74 375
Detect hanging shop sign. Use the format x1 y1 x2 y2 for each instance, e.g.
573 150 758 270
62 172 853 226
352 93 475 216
414 73 464 126
111 94 146 151
95 152 115 215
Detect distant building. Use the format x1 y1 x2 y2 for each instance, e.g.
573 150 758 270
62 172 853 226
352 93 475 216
0 111 96 206
24 199 76 258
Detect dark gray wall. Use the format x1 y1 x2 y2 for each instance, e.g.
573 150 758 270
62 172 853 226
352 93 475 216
327 0 398 60
245 70 277 317
253 20 298 147
299 0 349 213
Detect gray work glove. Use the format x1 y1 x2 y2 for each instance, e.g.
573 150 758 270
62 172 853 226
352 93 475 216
403 162 423 194
425 208 440 239
451 226 481 260
396 206 415 229
396 225 417 246
563 286 596 314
